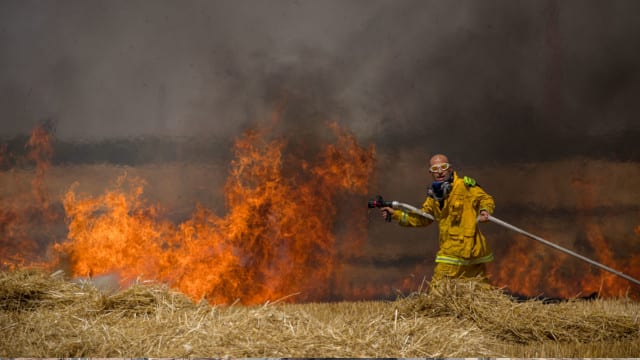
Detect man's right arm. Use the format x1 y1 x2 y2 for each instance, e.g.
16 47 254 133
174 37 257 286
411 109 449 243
391 197 434 227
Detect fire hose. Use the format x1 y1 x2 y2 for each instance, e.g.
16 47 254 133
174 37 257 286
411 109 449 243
485 216 640 287
369 197 640 287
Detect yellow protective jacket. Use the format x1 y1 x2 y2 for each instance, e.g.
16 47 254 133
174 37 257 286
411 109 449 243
392 171 495 266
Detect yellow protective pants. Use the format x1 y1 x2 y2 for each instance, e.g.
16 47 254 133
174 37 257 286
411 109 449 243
431 262 489 283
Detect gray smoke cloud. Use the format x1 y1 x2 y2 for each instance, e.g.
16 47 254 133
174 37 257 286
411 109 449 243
1 0 640 299
1 0 639 164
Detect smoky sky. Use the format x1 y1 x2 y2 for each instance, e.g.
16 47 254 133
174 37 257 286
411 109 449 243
1 0 640 164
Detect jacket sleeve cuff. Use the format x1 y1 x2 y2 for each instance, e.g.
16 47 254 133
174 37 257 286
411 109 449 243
393 210 409 225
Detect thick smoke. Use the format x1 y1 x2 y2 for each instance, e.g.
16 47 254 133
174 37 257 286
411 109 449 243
1 0 639 162
1 1 639 298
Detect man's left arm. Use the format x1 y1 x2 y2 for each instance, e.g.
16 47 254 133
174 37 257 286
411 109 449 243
468 183 495 222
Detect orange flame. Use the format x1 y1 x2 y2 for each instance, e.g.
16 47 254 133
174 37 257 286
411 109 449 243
53 122 376 304
26 124 54 207
490 177 640 299
3 122 638 302
1 124 58 269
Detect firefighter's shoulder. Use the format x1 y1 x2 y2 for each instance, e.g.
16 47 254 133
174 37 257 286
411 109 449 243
462 176 477 187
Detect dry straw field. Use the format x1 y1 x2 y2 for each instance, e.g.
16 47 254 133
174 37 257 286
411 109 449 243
1 269 638 358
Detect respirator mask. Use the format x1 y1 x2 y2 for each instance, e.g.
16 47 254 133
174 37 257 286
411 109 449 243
427 174 453 201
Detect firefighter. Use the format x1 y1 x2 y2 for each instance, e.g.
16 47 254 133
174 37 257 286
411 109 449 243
381 154 495 282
